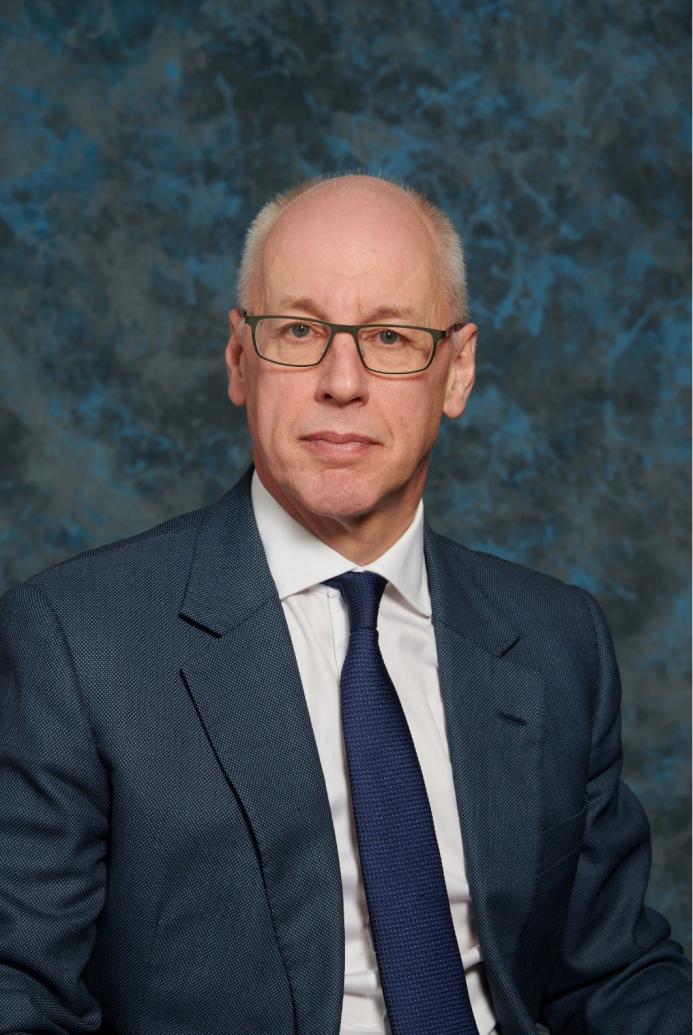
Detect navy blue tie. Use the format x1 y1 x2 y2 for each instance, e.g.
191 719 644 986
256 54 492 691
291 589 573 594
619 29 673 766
325 571 479 1035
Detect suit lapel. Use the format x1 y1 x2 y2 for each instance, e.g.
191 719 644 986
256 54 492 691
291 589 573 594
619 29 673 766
179 469 344 1035
424 525 546 1016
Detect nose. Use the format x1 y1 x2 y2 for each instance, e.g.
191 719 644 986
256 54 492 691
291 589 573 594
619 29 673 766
315 329 369 406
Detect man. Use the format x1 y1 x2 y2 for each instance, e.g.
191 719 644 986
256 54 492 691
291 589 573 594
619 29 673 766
0 174 689 1034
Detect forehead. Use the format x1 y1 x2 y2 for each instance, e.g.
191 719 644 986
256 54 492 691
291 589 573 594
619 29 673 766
258 183 443 318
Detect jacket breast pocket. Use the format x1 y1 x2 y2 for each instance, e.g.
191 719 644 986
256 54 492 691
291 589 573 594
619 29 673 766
537 803 587 876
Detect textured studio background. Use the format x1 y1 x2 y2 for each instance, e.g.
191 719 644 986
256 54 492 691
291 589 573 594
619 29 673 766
1 1 690 953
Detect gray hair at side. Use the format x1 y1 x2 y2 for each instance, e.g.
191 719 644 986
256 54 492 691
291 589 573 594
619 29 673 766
236 173 469 324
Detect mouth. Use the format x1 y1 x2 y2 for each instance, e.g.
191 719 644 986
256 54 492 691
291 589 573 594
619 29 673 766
301 431 379 457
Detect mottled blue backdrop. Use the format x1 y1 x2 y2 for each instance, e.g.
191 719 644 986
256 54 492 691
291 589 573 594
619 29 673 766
1 1 690 952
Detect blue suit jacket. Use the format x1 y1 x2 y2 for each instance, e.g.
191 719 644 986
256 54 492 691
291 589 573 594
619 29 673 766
0 467 689 1034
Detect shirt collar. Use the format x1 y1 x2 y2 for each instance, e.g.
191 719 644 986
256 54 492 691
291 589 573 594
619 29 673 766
250 470 431 618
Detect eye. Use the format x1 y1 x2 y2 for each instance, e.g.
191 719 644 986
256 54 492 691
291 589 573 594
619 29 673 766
377 328 402 346
289 323 312 339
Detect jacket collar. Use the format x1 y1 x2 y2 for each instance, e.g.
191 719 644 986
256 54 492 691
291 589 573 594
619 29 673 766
423 522 520 656
179 466 277 635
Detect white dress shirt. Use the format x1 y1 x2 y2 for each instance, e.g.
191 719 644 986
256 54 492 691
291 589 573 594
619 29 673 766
251 471 498 1035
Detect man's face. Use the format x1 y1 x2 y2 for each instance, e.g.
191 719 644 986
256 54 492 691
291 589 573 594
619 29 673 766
225 180 476 533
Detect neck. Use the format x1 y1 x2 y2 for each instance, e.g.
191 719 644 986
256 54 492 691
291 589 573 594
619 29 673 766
254 468 425 566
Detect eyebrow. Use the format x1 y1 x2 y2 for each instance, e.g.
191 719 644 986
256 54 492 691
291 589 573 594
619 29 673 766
271 297 421 324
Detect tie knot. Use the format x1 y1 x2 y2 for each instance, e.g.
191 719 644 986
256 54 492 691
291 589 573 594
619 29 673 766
324 570 387 630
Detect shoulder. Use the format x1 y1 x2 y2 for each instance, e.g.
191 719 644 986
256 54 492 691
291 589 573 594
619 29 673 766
3 500 210 622
426 526 605 673
429 526 593 610
1 465 258 648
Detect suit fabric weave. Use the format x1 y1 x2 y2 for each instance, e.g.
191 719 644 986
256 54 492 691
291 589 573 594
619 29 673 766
0 465 689 1034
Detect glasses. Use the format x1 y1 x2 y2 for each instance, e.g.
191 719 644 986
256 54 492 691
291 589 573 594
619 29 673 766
241 312 463 374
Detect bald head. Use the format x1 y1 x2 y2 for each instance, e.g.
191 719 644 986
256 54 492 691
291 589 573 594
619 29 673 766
260 178 448 329
237 173 468 322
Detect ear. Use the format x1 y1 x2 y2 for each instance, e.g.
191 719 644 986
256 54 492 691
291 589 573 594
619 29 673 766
443 323 477 419
225 307 248 407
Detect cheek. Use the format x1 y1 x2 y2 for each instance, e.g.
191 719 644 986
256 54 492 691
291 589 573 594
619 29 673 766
383 385 444 448
246 373 311 446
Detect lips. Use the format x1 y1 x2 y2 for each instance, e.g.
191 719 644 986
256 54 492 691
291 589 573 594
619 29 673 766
300 431 379 460
302 432 377 444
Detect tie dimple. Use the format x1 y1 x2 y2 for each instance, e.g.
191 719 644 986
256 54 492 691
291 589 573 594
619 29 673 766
325 570 386 630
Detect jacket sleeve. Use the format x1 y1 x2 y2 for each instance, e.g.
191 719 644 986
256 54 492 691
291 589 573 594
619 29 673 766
538 588 691 1034
0 581 109 1034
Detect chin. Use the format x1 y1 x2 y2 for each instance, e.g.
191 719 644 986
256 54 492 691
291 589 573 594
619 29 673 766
294 469 387 521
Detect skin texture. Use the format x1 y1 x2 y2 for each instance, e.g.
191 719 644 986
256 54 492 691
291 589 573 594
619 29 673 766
225 176 477 564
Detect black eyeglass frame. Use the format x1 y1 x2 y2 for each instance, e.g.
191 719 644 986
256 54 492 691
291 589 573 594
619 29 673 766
240 311 464 374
